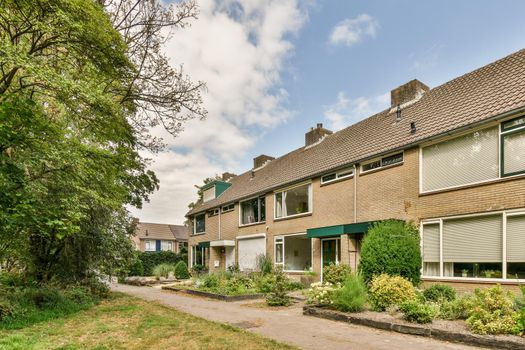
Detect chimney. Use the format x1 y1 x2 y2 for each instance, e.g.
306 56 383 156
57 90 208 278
305 123 333 147
391 79 429 107
222 172 236 182
253 154 274 169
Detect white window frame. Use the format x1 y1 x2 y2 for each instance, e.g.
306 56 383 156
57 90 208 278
273 182 313 220
161 240 173 251
221 203 235 213
208 208 219 217
239 195 266 226
202 186 215 202
419 115 525 194
320 167 354 185
274 233 311 273
420 208 525 282
360 151 404 174
191 245 206 267
500 115 525 177
193 213 205 235
144 240 156 252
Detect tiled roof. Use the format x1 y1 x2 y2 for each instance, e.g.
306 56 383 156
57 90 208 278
135 222 188 240
187 49 525 216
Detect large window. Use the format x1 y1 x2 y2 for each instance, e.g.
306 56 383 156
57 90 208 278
161 240 173 251
275 183 311 219
240 196 265 225
144 240 155 252
191 245 206 267
194 214 205 234
274 234 311 271
421 210 525 279
501 115 525 177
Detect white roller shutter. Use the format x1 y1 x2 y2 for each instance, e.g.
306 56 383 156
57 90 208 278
238 236 266 271
422 224 440 262
507 215 525 262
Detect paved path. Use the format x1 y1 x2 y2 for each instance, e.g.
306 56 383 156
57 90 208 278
112 284 479 350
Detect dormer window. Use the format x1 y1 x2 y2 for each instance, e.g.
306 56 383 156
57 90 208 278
201 180 232 202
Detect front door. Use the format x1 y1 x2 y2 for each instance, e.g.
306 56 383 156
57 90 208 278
321 238 341 281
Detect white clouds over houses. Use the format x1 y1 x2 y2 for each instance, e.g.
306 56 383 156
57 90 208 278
329 14 379 48
129 0 307 224
324 91 389 131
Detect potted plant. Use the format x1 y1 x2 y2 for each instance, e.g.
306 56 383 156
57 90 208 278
461 269 469 278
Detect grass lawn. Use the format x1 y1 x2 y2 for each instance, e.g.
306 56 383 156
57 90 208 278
0 292 297 350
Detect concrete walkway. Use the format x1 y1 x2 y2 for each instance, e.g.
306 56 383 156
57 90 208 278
112 284 479 350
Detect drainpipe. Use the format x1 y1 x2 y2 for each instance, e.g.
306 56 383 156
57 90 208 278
353 164 357 223
218 208 221 240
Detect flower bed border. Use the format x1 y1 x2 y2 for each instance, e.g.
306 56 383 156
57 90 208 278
162 285 264 302
303 305 525 350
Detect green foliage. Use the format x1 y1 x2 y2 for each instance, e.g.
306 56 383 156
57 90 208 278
358 220 422 285
227 263 240 273
438 295 475 320
197 272 256 296
423 284 456 302
515 308 525 336
153 264 176 279
128 258 145 277
0 300 14 321
255 254 273 275
305 282 339 306
323 263 352 285
333 274 367 312
191 264 208 276
466 285 519 335
399 299 439 323
137 251 184 276
174 261 190 280
368 274 417 311
515 286 525 310
266 268 291 307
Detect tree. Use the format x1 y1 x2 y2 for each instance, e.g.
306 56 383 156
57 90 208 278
0 0 206 283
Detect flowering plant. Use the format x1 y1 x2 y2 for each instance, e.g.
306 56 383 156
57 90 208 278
305 281 340 305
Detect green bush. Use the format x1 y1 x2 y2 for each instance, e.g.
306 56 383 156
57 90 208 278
368 274 416 311
305 282 339 306
174 261 190 279
23 287 65 309
64 287 97 305
152 263 176 279
515 285 525 310
438 295 475 320
266 268 291 306
255 274 276 294
137 251 185 276
0 299 14 321
323 263 352 285
333 274 367 312
515 308 525 336
423 284 456 302
81 278 109 299
255 254 273 275
127 258 144 277
358 220 421 284
191 264 208 276
400 299 439 323
466 285 519 335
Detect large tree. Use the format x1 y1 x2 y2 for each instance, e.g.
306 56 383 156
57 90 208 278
0 0 206 282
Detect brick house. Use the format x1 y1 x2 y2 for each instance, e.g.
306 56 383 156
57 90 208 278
132 222 188 253
186 49 525 287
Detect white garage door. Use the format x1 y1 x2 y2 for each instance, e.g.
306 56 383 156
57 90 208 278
238 236 266 271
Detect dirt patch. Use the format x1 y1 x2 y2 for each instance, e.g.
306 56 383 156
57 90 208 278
240 301 301 311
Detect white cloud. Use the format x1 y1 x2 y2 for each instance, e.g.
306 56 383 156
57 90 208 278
324 91 389 131
329 14 379 48
129 0 307 224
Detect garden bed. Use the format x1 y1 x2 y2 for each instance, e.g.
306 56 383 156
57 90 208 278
124 276 178 286
162 285 264 302
303 305 525 350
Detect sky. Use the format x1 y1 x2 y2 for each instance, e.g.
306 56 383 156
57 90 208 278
130 0 525 224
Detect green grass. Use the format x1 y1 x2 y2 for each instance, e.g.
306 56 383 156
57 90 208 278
0 293 297 350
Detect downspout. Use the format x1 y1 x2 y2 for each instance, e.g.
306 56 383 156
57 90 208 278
218 208 221 240
353 164 357 223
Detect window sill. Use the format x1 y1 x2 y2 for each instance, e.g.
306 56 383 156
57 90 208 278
192 232 206 236
359 162 403 176
320 175 354 187
274 212 312 222
239 221 266 228
422 276 525 284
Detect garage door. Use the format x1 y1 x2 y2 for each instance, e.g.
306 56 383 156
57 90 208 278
238 236 266 271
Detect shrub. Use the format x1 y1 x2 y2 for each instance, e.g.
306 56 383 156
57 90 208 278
438 295 475 320
323 264 352 285
466 285 519 335
333 274 367 312
515 308 525 336
515 285 525 310
138 251 185 276
64 287 97 305
82 278 110 299
227 263 240 273
368 274 416 311
266 268 291 306
23 287 64 309
127 258 144 277
399 299 439 323
255 274 276 293
0 299 14 321
358 220 421 284
305 282 339 306
152 263 175 279
423 284 456 302
174 261 190 279
191 264 208 276
255 254 273 275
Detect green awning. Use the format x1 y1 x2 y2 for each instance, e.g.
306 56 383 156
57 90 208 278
198 241 210 248
306 221 378 238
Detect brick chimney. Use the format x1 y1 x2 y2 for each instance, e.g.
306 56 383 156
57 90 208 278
305 123 333 147
391 79 429 107
253 155 274 169
222 172 236 182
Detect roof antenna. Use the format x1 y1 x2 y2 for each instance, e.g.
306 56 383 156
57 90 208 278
395 104 402 122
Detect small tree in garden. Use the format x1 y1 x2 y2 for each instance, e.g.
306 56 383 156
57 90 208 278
266 268 291 306
174 261 190 279
358 220 421 285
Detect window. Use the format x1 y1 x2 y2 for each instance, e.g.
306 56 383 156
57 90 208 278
501 115 525 177
275 183 311 219
421 210 525 280
144 240 155 252
203 186 215 202
161 240 173 251
222 203 234 213
361 152 403 173
191 245 206 266
274 234 311 271
321 167 354 184
240 196 265 225
194 214 205 234
208 208 219 217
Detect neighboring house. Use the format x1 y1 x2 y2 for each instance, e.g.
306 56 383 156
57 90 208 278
186 49 525 287
132 222 188 253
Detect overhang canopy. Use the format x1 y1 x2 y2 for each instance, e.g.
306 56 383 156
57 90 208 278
306 221 378 238
198 241 210 248
210 240 235 247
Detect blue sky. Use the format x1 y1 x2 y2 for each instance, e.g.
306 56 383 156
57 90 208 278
132 0 525 224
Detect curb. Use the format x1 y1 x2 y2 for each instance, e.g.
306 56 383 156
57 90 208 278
303 306 525 350
162 286 264 302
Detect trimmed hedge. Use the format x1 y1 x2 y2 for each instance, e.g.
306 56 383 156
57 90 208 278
358 220 422 285
129 251 185 276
